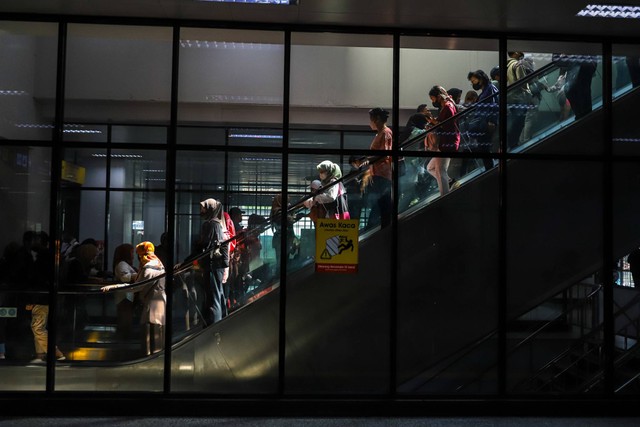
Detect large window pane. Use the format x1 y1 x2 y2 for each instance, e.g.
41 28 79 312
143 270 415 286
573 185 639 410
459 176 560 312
0 145 51 390
505 40 603 155
396 36 500 395
285 32 393 395
177 28 284 146
612 165 640 391
613 44 640 156
506 160 603 394
0 22 58 141
171 149 281 393
64 24 172 140
109 148 167 191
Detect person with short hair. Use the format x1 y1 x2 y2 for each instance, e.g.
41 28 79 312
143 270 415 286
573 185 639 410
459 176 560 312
228 207 245 234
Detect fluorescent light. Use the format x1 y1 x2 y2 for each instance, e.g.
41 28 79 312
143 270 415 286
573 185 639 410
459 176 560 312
180 40 280 50
231 134 282 139
14 123 103 134
195 0 296 4
92 153 143 158
205 94 282 103
577 4 640 18
0 90 27 96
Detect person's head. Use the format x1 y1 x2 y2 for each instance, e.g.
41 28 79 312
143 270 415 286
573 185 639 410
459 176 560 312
409 113 429 130
464 90 479 105
467 69 491 91
428 85 449 109
508 51 524 60
368 107 389 131
159 232 168 246
310 179 322 193
349 155 364 168
490 66 500 82
247 214 267 231
200 198 223 223
316 160 342 183
229 207 245 225
76 243 99 271
416 103 428 114
135 241 158 267
113 243 134 270
80 238 97 247
448 88 462 104
22 230 36 248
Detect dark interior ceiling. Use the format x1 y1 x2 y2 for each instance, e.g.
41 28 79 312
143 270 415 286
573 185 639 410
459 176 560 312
1 0 639 40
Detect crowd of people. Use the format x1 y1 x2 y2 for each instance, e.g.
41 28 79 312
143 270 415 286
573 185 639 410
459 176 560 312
0 51 610 364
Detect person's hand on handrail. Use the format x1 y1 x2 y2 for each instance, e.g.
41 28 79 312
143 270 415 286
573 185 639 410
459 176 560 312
100 283 128 293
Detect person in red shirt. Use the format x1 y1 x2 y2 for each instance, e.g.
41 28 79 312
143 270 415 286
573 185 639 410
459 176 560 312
366 107 393 228
426 85 460 196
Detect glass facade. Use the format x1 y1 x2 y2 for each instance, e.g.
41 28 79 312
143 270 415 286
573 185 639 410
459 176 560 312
0 16 638 407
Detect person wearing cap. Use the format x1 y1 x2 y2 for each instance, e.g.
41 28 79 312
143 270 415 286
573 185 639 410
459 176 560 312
229 207 245 233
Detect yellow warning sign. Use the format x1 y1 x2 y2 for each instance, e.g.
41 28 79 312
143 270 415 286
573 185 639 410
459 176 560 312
315 218 359 273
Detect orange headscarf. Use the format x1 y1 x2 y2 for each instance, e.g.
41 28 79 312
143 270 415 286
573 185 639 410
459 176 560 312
135 241 162 268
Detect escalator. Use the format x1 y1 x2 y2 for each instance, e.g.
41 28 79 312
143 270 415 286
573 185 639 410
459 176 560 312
2 56 639 394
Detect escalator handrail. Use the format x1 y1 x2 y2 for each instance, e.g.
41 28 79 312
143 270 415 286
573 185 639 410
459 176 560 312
408 281 601 391
398 61 560 151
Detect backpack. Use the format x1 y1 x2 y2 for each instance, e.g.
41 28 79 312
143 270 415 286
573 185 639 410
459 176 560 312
509 57 540 103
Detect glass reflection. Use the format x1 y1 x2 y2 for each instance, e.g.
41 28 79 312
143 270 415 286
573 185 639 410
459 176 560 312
0 22 58 141
613 45 640 156
505 42 603 155
177 28 284 146
506 160 603 394
65 24 172 138
0 146 51 390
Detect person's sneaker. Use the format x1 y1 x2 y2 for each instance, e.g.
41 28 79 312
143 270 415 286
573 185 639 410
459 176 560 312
29 357 45 364
56 355 66 361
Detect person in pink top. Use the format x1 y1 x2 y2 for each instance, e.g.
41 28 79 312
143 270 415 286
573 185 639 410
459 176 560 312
426 85 460 196
366 107 393 228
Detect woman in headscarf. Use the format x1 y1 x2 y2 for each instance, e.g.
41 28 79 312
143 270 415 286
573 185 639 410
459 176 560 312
101 241 166 355
199 198 229 324
304 160 349 220
134 241 166 355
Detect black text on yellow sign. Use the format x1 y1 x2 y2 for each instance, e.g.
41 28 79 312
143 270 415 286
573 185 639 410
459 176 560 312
315 218 359 273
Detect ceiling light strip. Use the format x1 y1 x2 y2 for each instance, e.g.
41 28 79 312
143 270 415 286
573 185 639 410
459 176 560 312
577 4 640 18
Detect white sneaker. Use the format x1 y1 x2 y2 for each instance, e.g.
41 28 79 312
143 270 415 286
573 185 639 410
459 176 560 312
57 355 66 361
30 357 45 364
